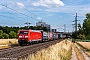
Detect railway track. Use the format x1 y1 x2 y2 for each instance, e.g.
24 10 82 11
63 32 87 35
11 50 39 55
0 39 62 60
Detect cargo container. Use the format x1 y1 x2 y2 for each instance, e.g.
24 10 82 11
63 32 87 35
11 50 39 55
58 33 62 39
55 33 59 40
52 33 56 40
48 32 53 40
42 32 48 41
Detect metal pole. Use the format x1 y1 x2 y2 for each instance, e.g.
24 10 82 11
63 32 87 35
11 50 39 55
64 24 66 33
75 13 78 31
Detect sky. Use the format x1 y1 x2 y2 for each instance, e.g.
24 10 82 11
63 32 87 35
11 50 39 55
0 0 90 32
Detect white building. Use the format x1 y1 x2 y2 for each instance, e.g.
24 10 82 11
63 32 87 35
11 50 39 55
36 21 50 31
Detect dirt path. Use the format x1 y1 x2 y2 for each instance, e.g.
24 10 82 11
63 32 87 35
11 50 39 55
71 43 90 60
71 43 78 60
75 43 90 60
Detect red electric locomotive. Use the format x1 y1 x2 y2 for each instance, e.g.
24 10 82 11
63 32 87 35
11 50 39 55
18 30 42 45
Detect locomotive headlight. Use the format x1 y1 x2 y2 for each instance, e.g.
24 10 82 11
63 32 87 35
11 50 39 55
19 36 22 38
25 36 28 38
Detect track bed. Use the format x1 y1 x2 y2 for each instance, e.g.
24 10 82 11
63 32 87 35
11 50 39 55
0 39 62 60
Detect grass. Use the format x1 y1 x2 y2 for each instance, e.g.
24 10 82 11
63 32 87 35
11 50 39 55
0 45 10 49
0 39 18 49
74 44 85 60
0 39 18 45
77 42 90 57
26 40 72 60
75 39 90 42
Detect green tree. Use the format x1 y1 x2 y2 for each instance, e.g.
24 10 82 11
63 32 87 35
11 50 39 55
42 27 48 31
3 26 10 34
0 30 3 39
83 13 90 36
9 31 17 39
78 23 83 34
72 31 78 39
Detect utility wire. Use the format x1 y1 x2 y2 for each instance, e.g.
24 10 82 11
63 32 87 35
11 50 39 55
11 0 38 17
1 11 25 20
0 14 24 22
7 12 31 21
0 4 37 21
0 10 31 25
11 0 45 22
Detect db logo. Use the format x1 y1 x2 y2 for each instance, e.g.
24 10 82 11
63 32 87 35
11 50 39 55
22 35 24 38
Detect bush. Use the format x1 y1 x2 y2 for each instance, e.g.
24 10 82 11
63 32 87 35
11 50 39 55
2 33 9 39
0 34 3 39
0 30 3 34
9 31 17 39
86 35 90 40
78 34 86 40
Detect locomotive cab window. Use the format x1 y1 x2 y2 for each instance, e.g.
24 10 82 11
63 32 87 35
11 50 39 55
19 31 28 34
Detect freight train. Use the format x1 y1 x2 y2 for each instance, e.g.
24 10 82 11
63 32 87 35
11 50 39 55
18 29 64 45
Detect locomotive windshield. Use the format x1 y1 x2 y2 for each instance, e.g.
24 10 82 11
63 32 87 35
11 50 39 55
19 31 28 34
